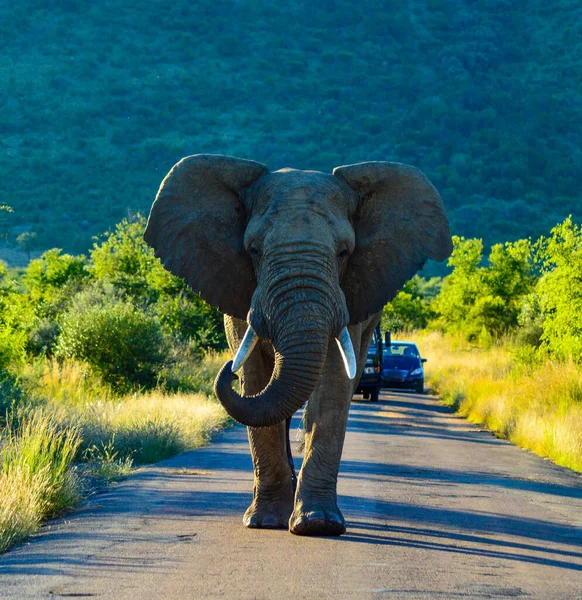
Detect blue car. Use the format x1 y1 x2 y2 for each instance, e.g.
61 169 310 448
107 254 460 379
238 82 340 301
382 341 426 394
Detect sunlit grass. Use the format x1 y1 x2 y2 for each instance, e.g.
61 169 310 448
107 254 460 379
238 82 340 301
0 351 230 554
23 358 114 406
419 331 582 472
0 411 81 553
69 391 230 465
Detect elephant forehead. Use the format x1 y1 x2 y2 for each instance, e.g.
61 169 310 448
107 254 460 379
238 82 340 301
246 169 353 213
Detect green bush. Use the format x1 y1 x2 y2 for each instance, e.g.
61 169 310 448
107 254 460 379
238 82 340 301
0 283 33 371
24 249 90 302
432 236 535 341
516 293 544 348
536 217 582 362
23 249 91 354
381 276 440 332
90 216 226 351
153 292 226 353
91 216 181 300
56 291 169 393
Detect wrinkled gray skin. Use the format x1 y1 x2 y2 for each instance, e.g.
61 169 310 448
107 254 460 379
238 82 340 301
144 154 452 536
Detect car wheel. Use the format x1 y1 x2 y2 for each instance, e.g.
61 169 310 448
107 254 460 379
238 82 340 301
415 380 424 394
370 387 380 402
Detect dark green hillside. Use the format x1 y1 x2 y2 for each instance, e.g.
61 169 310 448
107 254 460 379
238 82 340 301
1 0 580 260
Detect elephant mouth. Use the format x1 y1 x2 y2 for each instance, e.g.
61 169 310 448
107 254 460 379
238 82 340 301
231 323 356 380
214 252 355 429
214 317 357 428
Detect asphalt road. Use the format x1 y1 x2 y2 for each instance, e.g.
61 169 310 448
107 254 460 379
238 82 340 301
1 390 581 600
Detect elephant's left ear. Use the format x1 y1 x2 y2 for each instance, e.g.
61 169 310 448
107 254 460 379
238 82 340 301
333 161 453 324
144 154 269 320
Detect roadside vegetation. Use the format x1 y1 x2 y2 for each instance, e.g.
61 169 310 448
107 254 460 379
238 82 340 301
383 217 582 473
0 217 230 553
1 214 581 552
420 332 582 473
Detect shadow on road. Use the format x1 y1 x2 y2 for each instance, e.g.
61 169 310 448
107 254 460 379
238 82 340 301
2 390 581 581
339 459 582 500
341 521 582 571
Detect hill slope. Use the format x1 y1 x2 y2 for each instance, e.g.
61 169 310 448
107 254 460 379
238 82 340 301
1 0 580 258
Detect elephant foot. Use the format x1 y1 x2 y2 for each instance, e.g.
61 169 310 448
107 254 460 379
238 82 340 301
289 500 346 536
244 489 294 529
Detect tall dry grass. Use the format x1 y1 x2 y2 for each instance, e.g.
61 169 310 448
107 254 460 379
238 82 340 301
0 412 81 553
67 391 230 465
0 351 231 554
419 331 582 472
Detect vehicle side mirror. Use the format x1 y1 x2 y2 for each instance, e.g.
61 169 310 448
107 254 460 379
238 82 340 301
421 358 427 363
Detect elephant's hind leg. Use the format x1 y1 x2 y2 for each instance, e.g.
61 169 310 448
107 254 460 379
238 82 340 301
225 316 295 529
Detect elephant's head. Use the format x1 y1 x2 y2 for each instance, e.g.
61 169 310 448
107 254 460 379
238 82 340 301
144 154 452 427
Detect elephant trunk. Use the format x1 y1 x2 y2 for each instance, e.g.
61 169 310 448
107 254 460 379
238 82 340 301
215 246 350 428
214 323 330 428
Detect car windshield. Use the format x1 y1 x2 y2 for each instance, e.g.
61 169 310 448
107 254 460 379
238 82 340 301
385 343 420 358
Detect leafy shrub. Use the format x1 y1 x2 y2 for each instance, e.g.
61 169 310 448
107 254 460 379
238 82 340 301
0 324 28 373
22 250 91 355
536 217 582 362
381 276 439 332
24 249 90 304
27 318 60 356
56 291 169 393
516 293 544 348
153 292 226 353
91 216 181 300
433 236 535 341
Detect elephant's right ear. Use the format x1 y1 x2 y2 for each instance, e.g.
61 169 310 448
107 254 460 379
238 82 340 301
144 154 269 319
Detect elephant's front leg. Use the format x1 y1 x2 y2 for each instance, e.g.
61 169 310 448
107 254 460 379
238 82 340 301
225 316 296 529
289 319 377 536
244 418 296 528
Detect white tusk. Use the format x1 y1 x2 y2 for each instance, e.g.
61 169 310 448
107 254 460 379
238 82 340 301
335 327 357 380
232 326 259 373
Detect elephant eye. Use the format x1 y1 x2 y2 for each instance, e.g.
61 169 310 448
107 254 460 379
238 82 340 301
248 243 261 258
338 247 350 259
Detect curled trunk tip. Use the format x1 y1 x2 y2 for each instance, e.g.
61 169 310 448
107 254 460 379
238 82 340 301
214 330 330 428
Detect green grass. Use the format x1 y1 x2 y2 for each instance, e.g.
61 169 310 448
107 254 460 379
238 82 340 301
0 351 231 554
0 411 81 553
420 331 582 472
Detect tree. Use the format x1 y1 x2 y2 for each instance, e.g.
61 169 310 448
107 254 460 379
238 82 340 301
535 217 582 362
432 236 484 337
381 276 440 332
16 232 38 261
91 215 226 351
432 236 535 340
90 215 183 300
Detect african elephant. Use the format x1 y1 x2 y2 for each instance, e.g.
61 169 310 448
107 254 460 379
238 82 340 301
144 154 452 536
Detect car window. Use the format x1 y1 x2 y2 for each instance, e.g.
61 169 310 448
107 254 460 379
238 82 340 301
368 331 381 355
385 343 419 358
